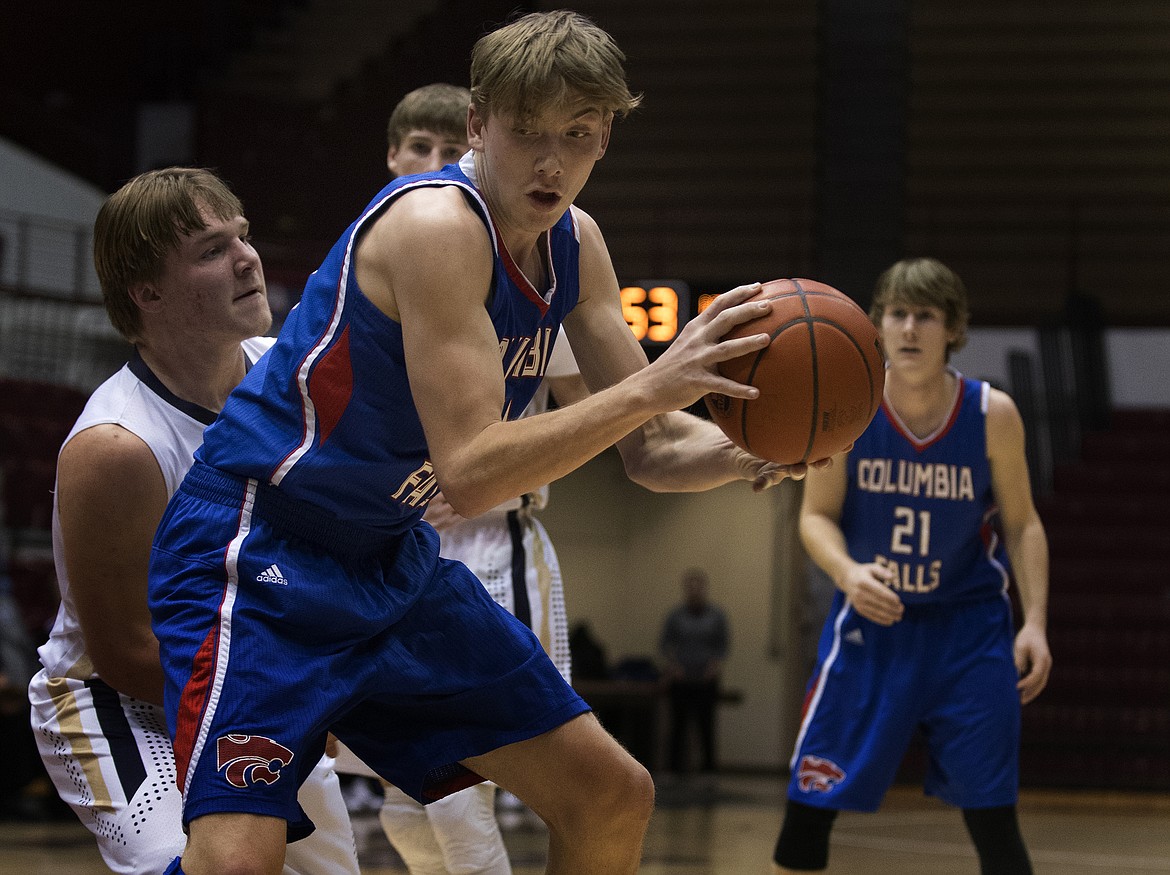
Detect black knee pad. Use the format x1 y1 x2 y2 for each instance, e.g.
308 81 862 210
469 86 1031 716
773 800 838 871
962 805 1033 875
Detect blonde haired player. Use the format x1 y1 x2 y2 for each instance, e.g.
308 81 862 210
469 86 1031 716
27 168 359 874
336 79 591 875
149 12 819 874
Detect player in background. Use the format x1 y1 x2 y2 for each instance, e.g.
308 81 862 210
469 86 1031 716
27 168 359 874
148 11 821 875
385 82 471 180
772 257 1052 874
337 81 592 875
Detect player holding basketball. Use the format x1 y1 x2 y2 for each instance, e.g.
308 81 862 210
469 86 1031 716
339 80 592 875
27 168 359 874
772 257 1052 874
148 11 816 875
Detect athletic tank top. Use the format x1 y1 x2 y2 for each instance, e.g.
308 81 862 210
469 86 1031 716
840 373 1011 605
197 155 581 534
37 340 273 681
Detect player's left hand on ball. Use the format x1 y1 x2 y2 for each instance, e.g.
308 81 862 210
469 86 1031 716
750 452 841 491
749 464 796 491
744 455 831 491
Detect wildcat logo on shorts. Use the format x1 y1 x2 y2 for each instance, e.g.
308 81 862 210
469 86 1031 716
216 734 294 788
797 754 846 792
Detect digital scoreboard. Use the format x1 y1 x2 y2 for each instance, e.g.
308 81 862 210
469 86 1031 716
620 280 690 347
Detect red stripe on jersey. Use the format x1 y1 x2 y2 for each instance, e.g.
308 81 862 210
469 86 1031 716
800 671 821 722
173 620 221 789
882 377 966 452
497 232 551 316
308 325 353 445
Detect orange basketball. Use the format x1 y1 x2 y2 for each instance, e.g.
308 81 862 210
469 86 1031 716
705 278 885 465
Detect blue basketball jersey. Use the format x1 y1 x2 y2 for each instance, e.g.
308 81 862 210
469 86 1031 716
197 158 580 533
840 373 1010 604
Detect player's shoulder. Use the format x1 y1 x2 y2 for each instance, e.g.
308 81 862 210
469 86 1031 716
377 183 485 238
569 204 602 243
374 187 493 259
569 204 617 286
358 184 491 282
982 384 1026 452
59 421 158 493
984 384 1021 421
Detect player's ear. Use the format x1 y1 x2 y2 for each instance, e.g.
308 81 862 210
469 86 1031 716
128 281 163 312
387 145 400 176
468 105 486 151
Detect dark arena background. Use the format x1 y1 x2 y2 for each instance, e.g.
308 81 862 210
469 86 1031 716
1 2 1168 872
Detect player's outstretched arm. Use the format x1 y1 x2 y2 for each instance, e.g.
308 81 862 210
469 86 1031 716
55 425 168 704
987 388 1052 703
360 195 785 516
616 410 806 493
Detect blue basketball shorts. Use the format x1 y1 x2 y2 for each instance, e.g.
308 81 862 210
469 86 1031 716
149 463 589 838
787 592 1021 811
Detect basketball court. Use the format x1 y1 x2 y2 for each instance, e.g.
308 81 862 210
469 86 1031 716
3 774 1168 874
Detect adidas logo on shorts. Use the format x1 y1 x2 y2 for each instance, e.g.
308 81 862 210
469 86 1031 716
256 564 288 585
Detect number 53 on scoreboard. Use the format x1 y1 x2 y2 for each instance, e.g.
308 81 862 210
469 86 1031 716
620 280 690 346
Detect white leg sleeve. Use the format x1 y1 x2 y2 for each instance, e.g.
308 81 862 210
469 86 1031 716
285 755 360 875
425 782 511 875
379 783 451 875
379 782 512 875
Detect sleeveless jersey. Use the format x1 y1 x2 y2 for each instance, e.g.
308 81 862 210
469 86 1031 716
839 373 1010 604
196 154 581 534
32 339 361 875
37 339 273 681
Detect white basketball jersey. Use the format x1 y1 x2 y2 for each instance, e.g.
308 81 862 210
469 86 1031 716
36 337 273 682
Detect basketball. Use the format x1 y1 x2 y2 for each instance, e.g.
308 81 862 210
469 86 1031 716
704 278 885 465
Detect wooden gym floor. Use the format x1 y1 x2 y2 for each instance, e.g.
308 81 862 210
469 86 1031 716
3 774 1169 874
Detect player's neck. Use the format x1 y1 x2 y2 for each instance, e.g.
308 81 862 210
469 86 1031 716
499 228 550 294
885 367 958 437
135 337 248 413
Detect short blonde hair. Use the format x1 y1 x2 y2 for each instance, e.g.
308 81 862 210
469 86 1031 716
470 10 641 122
387 83 471 149
94 167 243 342
870 257 970 356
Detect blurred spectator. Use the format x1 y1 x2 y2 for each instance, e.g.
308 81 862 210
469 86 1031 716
659 568 729 774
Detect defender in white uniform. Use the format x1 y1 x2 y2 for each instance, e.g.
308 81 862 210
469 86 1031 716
27 168 358 875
